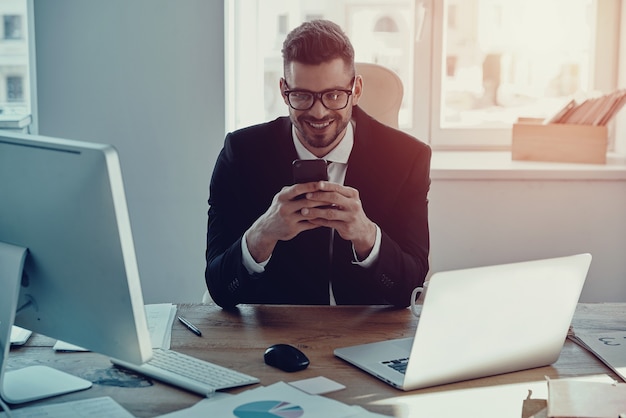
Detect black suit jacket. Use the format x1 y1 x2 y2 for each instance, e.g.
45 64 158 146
205 106 431 308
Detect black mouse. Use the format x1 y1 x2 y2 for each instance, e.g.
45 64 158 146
264 344 310 372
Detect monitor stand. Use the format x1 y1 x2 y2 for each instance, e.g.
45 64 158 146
0 242 92 404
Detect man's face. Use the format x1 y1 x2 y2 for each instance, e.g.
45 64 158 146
281 58 362 157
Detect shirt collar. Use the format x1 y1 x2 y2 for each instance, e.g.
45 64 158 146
292 121 354 164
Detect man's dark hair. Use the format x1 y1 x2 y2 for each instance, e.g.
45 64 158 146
281 20 355 76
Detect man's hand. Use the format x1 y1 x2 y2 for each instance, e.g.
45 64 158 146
300 181 377 260
246 181 376 262
245 181 333 263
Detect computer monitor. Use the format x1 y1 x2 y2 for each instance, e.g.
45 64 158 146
0 131 152 404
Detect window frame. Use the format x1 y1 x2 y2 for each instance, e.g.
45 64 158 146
415 0 623 151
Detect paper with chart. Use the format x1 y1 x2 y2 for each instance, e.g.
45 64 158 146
571 331 626 382
154 381 390 417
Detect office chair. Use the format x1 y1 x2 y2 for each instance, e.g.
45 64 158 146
202 289 212 303
355 62 404 129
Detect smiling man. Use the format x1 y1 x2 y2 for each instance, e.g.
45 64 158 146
205 20 431 308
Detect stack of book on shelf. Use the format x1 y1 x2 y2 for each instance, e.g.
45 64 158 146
0 113 32 133
546 89 626 126
512 89 626 164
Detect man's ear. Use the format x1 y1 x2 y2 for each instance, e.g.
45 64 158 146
279 77 289 106
351 75 363 107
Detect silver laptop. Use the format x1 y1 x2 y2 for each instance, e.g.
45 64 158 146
334 253 591 391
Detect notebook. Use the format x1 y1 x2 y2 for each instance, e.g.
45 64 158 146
334 253 592 391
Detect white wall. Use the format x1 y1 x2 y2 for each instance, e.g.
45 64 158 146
429 174 626 302
33 1 224 303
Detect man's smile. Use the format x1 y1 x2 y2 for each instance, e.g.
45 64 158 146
306 119 334 130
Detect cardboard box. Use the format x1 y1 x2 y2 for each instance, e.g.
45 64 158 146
511 119 608 164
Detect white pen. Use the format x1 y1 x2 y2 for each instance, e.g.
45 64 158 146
177 316 202 337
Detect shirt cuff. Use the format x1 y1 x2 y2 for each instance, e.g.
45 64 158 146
241 230 270 275
351 224 381 268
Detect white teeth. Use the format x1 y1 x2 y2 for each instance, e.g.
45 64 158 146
308 121 331 129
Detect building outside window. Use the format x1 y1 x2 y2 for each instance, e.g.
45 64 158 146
7 75 23 102
0 0 31 127
3 15 22 40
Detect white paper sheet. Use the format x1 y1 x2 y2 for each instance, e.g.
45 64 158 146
155 381 390 417
53 303 177 351
0 396 133 418
9 326 32 346
570 331 626 382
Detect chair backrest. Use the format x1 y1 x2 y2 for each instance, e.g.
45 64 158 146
355 62 403 129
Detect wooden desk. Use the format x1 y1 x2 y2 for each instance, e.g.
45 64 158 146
6 303 626 417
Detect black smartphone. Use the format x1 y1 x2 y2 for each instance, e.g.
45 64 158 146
292 159 329 184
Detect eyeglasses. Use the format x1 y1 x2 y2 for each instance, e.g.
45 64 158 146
283 77 355 111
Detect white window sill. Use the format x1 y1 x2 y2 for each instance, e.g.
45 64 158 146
430 151 626 180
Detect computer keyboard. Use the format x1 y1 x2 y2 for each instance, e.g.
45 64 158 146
111 348 259 396
382 357 409 374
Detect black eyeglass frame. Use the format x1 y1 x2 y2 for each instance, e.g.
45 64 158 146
282 77 356 111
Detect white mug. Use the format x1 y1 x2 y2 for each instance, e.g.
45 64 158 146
410 283 427 318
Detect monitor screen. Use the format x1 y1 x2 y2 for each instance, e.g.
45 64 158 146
0 131 152 403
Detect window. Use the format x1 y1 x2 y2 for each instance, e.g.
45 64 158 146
3 15 22 40
226 0 623 151
431 0 621 149
6 75 23 102
225 0 417 131
0 1 31 122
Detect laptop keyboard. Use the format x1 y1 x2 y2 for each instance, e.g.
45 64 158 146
382 357 409 374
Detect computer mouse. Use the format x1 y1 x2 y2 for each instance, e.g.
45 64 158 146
264 343 310 372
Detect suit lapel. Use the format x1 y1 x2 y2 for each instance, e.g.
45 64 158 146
345 108 385 222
